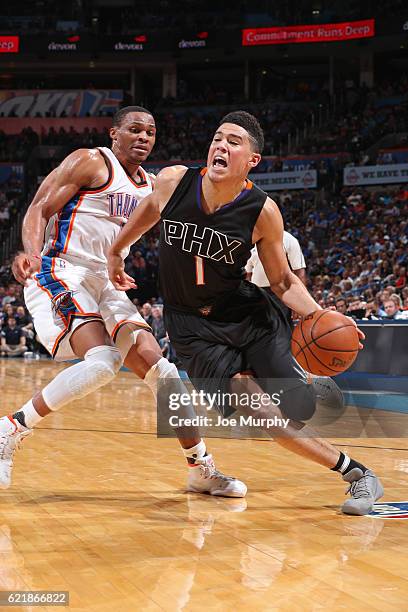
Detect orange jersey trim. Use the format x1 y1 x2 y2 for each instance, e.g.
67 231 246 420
111 319 152 342
51 312 103 358
200 166 252 189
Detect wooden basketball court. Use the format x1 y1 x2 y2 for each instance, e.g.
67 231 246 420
1 359 408 611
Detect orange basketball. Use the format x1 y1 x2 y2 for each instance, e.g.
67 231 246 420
291 310 360 376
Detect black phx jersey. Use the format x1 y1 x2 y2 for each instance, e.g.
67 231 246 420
159 167 315 422
159 167 268 319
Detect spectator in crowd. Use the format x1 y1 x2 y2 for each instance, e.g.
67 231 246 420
1 303 14 328
159 333 177 364
15 305 35 349
335 297 347 314
346 297 366 320
382 296 408 320
0 316 27 357
141 302 153 327
150 305 166 342
363 300 380 320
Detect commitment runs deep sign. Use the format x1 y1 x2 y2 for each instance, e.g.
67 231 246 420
242 20 375 46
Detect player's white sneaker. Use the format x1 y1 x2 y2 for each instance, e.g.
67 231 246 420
0 417 32 489
187 454 247 498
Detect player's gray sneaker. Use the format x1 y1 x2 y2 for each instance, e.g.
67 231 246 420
187 454 247 498
0 416 32 489
341 468 384 515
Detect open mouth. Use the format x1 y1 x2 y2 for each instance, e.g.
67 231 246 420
212 156 227 168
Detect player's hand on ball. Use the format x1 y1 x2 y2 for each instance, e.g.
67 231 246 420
12 252 41 286
345 315 365 350
108 253 137 291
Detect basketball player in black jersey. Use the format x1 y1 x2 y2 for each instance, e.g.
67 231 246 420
108 111 384 515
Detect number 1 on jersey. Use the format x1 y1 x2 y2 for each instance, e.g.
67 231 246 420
194 255 205 286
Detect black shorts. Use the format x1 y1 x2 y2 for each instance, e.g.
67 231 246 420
164 288 315 420
261 287 294 330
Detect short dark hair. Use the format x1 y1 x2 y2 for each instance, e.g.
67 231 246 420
112 105 153 127
218 110 264 153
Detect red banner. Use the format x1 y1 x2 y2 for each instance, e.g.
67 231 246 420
242 19 375 46
0 36 19 53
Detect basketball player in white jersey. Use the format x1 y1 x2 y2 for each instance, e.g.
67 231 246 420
246 230 306 288
0 106 246 498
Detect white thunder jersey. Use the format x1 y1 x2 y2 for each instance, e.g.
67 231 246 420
246 231 306 287
42 147 153 269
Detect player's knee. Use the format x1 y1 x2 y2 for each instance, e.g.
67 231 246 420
43 345 123 410
85 345 123 379
69 345 123 397
279 382 316 422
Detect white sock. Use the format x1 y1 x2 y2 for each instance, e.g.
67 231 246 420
13 400 43 429
182 439 207 463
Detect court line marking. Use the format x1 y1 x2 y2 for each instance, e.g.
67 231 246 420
33 427 408 452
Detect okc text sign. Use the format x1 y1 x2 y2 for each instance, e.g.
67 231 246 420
0 36 19 53
242 20 375 46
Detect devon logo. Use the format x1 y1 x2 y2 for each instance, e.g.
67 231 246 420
369 502 408 519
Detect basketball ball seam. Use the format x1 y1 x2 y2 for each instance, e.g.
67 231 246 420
305 346 344 374
297 346 313 372
310 309 330 338
290 336 303 358
292 312 359 375
311 322 358 347
296 320 316 373
299 316 359 353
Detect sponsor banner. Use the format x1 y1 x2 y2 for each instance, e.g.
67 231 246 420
0 117 112 135
101 33 171 53
177 31 210 49
369 502 408 519
0 36 19 53
103 34 164 52
343 163 408 186
22 34 91 53
242 19 375 46
0 90 122 118
250 170 317 190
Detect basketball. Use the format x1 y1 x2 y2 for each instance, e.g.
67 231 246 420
291 310 360 376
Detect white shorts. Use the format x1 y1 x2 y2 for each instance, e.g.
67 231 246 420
24 256 151 361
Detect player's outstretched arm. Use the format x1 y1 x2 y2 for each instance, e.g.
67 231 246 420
12 149 101 285
108 165 187 290
254 198 322 317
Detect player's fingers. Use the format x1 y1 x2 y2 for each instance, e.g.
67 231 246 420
27 263 40 278
114 275 136 291
122 273 137 289
12 263 29 286
356 328 365 340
